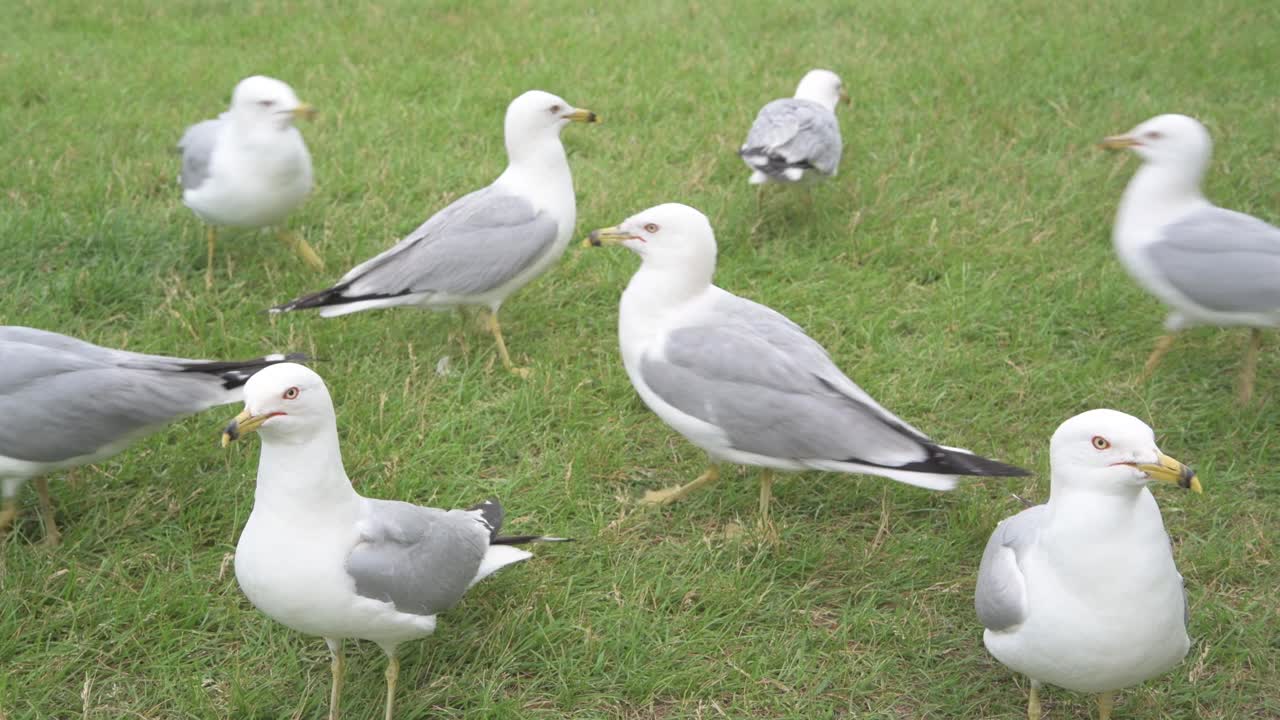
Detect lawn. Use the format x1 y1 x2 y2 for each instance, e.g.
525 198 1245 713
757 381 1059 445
2 1 1278 718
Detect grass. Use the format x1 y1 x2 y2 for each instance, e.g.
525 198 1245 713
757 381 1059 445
2 0 1279 717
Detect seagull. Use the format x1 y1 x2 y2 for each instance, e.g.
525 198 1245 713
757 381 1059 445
0 326 302 544
179 75 323 288
585 203 1028 530
739 69 849 186
977 409 1200 719
269 90 599 377
1102 113 1280 402
221 362 567 720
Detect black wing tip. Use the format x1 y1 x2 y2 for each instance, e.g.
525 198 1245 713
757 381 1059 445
491 535 574 545
269 283 412 314
468 498 504 540
891 445 1031 478
738 147 814 175
469 498 571 545
183 352 310 389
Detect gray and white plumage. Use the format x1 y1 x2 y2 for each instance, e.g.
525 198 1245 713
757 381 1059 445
0 325 303 503
1144 207 1280 316
270 90 597 318
977 409 1198 703
225 363 565 716
177 117 223 193
346 500 497 617
274 186 561 317
592 203 1027 492
739 69 847 185
178 75 314 229
974 504 1045 632
1108 113 1280 331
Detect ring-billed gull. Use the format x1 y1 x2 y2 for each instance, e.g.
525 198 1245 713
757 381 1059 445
739 69 848 186
585 204 1028 531
1102 113 1280 402
179 75 323 288
270 90 599 377
0 326 302 544
977 409 1200 720
221 363 567 720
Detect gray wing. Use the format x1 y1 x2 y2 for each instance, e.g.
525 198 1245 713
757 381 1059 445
336 186 560 299
346 501 490 616
177 117 224 191
1146 207 1280 313
975 504 1046 632
740 99 842 175
0 327 276 464
640 294 935 466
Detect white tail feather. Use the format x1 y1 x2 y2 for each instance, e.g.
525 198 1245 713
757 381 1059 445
468 545 533 588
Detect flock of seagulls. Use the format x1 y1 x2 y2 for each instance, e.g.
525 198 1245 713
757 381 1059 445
5 65 1276 719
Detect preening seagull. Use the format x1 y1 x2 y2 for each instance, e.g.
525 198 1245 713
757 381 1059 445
0 326 303 544
270 90 599 377
179 75 323 288
1102 113 1280 402
977 409 1200 720
222 363 568 720
739 69 849 186
585 203 1028 530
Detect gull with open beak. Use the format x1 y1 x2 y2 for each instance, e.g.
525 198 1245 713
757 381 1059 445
269 90 600 378
977 409 1201 720
222 362 568 720
179 75 323 288
1101 113 1280 402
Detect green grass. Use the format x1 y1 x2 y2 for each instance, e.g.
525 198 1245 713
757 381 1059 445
2 0 1279 717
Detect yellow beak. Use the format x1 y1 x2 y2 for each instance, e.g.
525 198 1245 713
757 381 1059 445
292 103 318 121
582 225 635 249
221 409 275 447
566 108 601 124
1099 134 1139 150
1136 452 1202 493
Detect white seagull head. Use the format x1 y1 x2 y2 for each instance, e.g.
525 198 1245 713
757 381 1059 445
1049 409 1201 496
229 75 315 130
222 362 334 446
503 89 598 161
793 69 850 111
1101 113 1211 177
586 202 717 279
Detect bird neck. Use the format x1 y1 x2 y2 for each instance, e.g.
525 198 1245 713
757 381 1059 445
794 92 837 112
1115 163 1208 234
253 426 360 516
501 136 570 185
1041 483 1174 589
624 256 716 310
1044 480 1166 542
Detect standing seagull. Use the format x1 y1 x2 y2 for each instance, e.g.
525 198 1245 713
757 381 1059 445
179 75 323 288
585 204 1027 529
222 363 566 720
0 326 302 544
739 69 849 186
270 90 600 377
1102 113 1280 402
977 409 1200 720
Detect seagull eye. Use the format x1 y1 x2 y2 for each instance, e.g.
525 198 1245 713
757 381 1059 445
258 99 275 108
643 223 660 233
282 386 300 400
1144 130 1162 140
1091 435 1110 450
549 104 562 114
